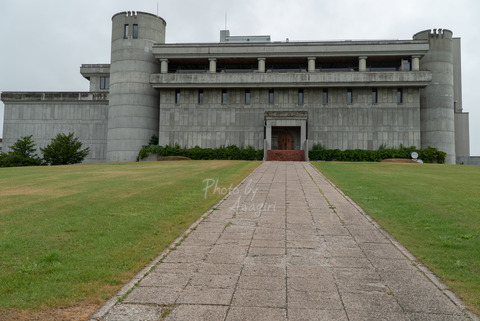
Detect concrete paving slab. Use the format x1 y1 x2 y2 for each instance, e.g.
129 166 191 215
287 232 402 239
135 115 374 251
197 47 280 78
225 307 286 321
91 162 476 321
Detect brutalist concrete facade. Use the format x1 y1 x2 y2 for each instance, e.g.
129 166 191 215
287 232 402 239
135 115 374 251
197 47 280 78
0 11 471 164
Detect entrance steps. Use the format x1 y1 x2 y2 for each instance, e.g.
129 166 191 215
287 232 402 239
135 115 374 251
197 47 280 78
267 150 305 161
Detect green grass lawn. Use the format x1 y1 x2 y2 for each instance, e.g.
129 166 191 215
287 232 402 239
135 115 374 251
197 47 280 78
312 162 480 315
0 160 260 310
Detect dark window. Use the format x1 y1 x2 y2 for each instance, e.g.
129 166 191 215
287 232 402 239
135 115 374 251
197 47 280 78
124 24 129 39
269 89 274 104
198 89 203 104
322 89 328 104
133 24 138 39
175 90 180 104
298 89 304 105
372 88 378 104
100 76 110 90
222 89 227 104
245 89 251 105
397 88 403 103
347 88 353 104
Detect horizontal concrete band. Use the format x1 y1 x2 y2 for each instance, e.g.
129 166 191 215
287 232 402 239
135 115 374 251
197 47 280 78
152 40 430 59
150 71 432 89
0 92 108 102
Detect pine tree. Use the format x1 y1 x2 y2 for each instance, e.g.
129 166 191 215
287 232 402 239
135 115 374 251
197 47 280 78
41 133 90 165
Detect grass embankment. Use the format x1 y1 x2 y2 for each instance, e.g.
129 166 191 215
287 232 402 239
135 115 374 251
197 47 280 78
312 162 480 315
0 161 260 311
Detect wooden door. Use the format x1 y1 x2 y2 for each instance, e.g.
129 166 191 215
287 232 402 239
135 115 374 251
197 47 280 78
278 131 294 150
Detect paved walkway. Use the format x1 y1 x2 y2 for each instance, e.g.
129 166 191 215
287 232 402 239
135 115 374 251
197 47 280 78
91 162 475 321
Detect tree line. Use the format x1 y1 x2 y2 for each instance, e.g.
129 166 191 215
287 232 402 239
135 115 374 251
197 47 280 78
0 133 89 167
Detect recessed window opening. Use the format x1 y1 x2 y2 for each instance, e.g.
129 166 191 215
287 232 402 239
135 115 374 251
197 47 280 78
322 89 328 104
397 88 403 103
269 89 274 104
175 89 180 104
198 89 204 104
133 24 138 39
222 89 227 104
100 76 110 90
372 88 378 104
298 89 304 105
245 89 251 105
124 24 129 39
347 88 353 104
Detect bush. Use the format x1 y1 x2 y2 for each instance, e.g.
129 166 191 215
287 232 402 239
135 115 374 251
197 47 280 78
41 133 90 165
308 145 446 163
137 145 264 161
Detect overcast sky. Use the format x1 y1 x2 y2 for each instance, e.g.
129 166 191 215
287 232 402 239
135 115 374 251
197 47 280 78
1 0 479 154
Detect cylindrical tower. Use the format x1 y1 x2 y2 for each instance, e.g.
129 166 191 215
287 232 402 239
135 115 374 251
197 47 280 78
413 29 456 164
107 11 166 162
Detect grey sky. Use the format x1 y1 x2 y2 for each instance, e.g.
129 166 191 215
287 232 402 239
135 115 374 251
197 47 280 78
1 0 479 154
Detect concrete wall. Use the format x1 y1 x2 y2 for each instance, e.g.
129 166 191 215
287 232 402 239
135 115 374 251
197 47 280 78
308 87 420 150
457 156 480 165
1 92 108 163
158 87 421 151
455 112 470 158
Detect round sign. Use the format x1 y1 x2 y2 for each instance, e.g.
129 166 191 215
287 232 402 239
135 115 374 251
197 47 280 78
411 152 418 159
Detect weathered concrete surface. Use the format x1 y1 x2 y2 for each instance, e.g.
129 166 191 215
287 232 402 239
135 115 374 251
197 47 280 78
90 162 477 321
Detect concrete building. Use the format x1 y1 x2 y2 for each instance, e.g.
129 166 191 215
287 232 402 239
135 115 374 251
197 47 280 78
0 11 472 164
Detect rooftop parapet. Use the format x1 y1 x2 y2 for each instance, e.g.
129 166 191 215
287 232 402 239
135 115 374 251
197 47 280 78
1 92 109 102
413 29 453 40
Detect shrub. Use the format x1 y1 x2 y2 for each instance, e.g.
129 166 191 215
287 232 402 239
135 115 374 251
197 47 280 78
0 135 43 167
41 133 90 165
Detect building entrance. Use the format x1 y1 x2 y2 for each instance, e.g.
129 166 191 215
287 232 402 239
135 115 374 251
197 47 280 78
264 111 308 161
273 127 299 150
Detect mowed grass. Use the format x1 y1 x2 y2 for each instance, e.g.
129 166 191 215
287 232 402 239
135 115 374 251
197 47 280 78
0 160 260 310
312 162 480 314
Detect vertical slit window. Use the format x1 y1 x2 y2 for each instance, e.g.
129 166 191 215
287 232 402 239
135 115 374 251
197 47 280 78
322 89 328 104
372 88 378 104
397 88 403 103
347 88 353 104
222 89 227 105
198 89 203 104
298 89 304 105
124 24 129 39
100 76 110 90
175 90 180 104
133 24 138 39
269 89 274 104
245 89 251 105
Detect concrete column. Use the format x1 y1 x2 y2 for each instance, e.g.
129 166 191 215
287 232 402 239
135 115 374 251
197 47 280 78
258 58 266 73
160 59 169 74
359 56 367 72
208 58 217 73
308 57 316 72
412 56 420 71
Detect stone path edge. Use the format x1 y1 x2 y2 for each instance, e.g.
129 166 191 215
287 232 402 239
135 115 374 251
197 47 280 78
88 164 261 321
309 163 479 321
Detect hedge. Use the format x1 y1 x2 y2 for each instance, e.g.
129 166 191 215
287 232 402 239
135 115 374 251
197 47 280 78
138 144 264 161
138 144 446 164
308 145 446 163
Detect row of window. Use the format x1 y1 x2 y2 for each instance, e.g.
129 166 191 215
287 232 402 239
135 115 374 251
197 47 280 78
175 88 404 105
124 24 139 39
